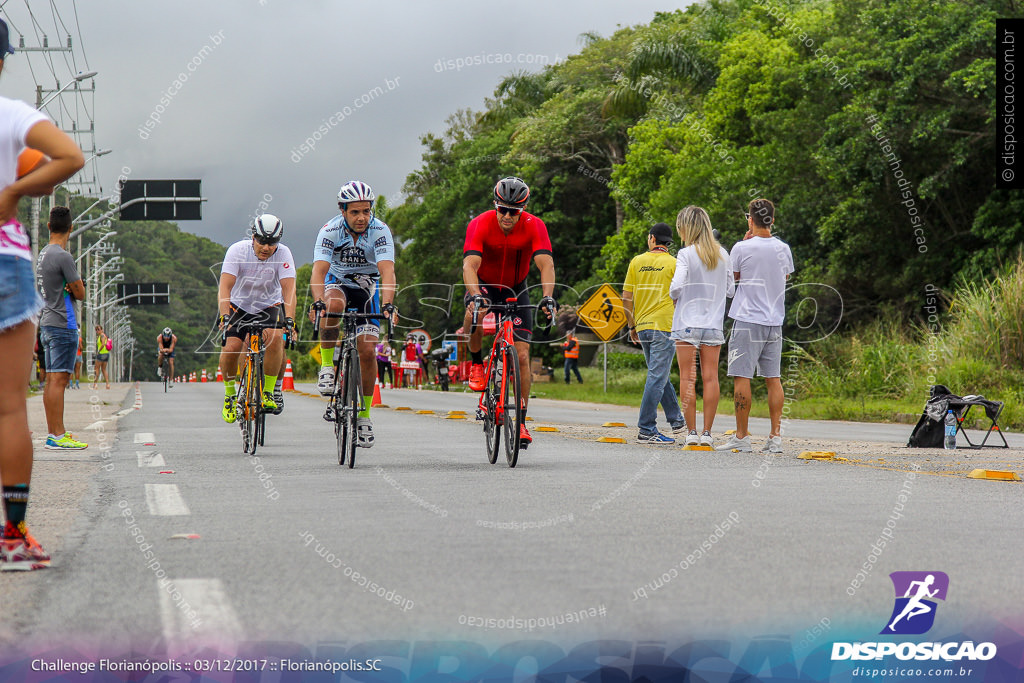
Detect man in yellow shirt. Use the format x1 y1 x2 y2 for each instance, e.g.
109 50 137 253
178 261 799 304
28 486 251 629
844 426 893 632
623 223 687 444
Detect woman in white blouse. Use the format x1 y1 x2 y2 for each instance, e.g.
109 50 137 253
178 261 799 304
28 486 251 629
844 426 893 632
668 206 734 446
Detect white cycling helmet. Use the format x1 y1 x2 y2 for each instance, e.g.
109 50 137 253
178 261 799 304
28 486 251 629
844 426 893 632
251 213 284 243
162 327 172 337
337 181 375 209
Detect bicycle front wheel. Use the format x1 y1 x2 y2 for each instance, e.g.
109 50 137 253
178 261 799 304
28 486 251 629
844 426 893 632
238 357 254 455
500 345 522 468
484 357 500 464
346 347 362 468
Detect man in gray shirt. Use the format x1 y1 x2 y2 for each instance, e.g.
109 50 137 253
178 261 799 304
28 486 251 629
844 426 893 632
35 206 87 450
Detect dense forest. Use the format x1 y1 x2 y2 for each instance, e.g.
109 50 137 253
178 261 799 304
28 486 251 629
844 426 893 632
389 0 1012 333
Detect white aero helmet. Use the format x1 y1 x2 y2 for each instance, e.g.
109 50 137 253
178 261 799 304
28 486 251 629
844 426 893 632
337 180 375 209
251 213 284 243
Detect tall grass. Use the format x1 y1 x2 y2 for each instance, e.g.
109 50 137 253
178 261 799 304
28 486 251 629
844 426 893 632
944 254 1024 371
788 255 1024 429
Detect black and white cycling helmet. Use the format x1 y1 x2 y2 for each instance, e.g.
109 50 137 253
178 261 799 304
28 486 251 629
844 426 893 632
162 327 172 337
337 180 375 209
251 213 284 243
494 176 530 208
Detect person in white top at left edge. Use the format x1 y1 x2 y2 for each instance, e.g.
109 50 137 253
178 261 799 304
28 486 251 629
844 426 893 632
217 214 297 422
0 16 85 571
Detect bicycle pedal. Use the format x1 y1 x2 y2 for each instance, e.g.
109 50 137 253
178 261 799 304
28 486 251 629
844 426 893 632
475 408 486 421
519 440 529 450
323 407 335 422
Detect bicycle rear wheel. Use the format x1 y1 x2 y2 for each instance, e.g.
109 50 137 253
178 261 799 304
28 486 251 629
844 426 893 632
484 356 500 464
252 352 266 454
500 346 522 468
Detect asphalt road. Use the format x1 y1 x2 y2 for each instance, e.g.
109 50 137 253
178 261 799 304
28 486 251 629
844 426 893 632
4 381 1022 658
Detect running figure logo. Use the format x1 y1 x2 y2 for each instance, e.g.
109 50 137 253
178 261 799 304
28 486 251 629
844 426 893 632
881 571 949 635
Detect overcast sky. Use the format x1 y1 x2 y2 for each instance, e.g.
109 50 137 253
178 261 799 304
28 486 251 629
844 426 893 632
0 0 681 255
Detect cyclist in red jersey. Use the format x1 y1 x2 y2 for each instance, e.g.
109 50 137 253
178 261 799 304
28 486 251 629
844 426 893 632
463 177 557 447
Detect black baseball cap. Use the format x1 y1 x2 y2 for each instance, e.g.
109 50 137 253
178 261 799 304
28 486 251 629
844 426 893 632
0 20 14 57
649 222 673 245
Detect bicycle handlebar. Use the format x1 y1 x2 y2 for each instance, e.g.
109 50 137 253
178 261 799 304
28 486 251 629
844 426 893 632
312 305 391 341
470 298 553 335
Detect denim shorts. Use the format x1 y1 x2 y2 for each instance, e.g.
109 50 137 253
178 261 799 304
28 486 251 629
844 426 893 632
40 325 79 373
672 326 725 348
0 255 43 332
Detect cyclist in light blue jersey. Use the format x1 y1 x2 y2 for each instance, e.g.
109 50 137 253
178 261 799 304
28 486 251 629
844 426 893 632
309 180 397 448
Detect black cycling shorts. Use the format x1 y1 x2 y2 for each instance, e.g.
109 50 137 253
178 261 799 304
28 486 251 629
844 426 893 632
464 281 533 343
224 303 286 343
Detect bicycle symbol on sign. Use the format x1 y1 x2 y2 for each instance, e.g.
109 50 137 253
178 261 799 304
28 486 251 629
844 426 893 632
586 293 625 325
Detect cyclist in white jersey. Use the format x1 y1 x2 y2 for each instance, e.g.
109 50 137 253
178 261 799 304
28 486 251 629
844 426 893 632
218 214 296 423
309 181 396 448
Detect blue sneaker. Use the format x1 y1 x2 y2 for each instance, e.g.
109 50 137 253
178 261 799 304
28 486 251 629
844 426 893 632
637 431 675 445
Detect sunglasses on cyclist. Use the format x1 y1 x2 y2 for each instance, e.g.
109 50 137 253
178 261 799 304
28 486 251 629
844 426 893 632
253 235 280 246
494 204 523 216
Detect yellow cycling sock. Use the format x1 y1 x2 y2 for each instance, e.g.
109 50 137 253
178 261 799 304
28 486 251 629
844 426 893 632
358 395 371 419
264 375 277 393
320 349 334 370
224 380 235 396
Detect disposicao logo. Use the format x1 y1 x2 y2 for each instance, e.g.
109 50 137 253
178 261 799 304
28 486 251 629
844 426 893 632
831 571 997 662
881 570 948 635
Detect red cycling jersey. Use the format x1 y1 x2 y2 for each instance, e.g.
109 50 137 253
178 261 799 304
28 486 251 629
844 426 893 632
463 210 552 288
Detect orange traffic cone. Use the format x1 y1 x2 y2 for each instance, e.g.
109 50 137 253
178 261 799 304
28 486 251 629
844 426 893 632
201 369 208 382
190 371 196 382
282 359 295 391
216 366 224 381
371 378 383 407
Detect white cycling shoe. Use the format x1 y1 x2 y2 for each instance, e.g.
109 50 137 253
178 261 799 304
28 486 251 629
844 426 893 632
317 367 336 396
356 417 374 448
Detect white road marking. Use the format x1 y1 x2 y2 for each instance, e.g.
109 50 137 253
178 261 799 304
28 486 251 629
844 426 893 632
158 578 243 655
134 432 156 444
145 484 190 516
137 451 166 468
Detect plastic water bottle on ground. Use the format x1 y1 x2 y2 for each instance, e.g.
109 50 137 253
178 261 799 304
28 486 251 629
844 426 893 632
943 410 957 450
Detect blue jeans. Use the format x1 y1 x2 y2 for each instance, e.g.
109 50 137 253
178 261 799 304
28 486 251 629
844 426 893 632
638 329 685 434
40 325 78 373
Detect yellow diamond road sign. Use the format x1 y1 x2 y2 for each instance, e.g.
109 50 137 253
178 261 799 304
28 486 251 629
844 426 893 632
578 284 626 342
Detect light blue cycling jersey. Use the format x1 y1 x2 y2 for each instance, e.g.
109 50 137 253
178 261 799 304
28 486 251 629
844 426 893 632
313 215 396 288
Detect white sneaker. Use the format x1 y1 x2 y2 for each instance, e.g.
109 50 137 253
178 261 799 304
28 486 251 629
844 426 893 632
715 434 752 452
685 430 700 446
317 367 336 396
699 431 715 446
761 436 783 454
671 422 688 435
356 417 374 448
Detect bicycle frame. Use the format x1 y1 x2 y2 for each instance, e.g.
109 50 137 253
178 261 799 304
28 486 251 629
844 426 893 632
234 323 271 455
313 305 389 467
474 298 535 467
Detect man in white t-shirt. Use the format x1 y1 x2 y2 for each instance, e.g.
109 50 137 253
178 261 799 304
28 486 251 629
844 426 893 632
217 214 296 423
717 199 794 454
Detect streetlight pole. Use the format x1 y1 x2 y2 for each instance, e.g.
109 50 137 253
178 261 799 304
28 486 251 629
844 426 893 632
31 70 99 263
